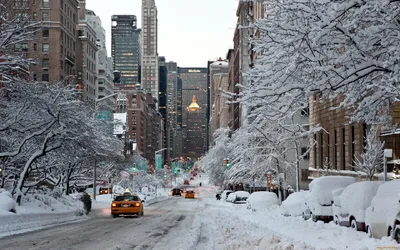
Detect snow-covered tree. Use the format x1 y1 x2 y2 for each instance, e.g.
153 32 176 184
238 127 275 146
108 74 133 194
199 128 232 185
354 127 385 180
243 0 400 126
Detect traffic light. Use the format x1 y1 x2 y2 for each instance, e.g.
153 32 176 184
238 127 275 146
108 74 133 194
226 159 230 168
132 163 137 172
163 174 167 180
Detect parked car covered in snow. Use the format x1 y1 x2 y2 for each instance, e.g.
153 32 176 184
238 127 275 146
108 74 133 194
333 181 382 231
246 191 280 212
280 191 308 217
392 193 400 243
365 179 400 239
227 191 250 203
221 190 233 201
303 176 356 222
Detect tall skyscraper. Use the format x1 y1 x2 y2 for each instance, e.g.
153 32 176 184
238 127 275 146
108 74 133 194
179 68 208 158
166 61 178 159
141 0 159 103
111 15 141 85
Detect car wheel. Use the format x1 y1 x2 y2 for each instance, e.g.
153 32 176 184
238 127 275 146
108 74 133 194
350 219 358 231
394 225 400 243
366 226 372 238
141 210 144 217
312 214 317 222
334 216 339 225
112 213 118 218
388 226 393 237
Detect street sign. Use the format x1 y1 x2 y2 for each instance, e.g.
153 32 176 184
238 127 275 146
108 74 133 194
156 155 163 169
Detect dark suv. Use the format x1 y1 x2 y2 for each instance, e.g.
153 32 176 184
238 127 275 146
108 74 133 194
171 188 181 196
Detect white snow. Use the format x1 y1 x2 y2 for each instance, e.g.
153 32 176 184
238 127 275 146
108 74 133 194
0 190 16 215
227 192 236 202
280 191 308 217
246 191 280 211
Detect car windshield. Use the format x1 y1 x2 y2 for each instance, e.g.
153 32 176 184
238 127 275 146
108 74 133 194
115 195 138 201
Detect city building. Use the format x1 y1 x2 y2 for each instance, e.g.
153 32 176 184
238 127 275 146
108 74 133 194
309 98 400 180
176 77 183 157
76 1 98 106
15 0 79 84
209 58 229 145
141 0 159 103
226 49 239 131
86 9 114 111
165 61 179 159
158 56 167 161
179 67 208 158
111 15 141 85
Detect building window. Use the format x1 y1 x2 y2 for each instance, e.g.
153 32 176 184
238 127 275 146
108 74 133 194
327 133 330 163
33 74 37 81
42 58 49 68
42 12 50 21
301 169 309 182
334 129 337 169
319 133 323 168
42 43 49 52
351 126 355 170
42 0 49 8
301 147 309 160
42 74 49 81
33 43 37 51
313 134 317 168
42 29 49 38
342 127 346 170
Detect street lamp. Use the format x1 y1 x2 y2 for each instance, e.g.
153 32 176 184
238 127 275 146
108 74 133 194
92 93 118 200
155 148 168 169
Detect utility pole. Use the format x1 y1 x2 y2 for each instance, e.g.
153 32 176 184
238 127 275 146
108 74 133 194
93 157 97 200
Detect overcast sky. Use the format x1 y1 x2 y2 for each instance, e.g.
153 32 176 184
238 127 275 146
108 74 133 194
85 0 239 67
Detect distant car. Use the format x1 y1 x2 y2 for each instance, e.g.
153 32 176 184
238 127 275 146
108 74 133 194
111 192 144 218
227 191 250 203
170 188 181 196
190 177 194 180
185 190 195 199
221 190 233 201
184 180 190 185
99 187 110 195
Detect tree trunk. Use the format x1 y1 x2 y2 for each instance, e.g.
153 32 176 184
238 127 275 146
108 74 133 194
16 133 60 205
65 166 74 195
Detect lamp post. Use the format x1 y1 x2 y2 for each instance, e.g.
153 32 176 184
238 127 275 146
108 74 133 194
92 93 118 200
155 148 168 169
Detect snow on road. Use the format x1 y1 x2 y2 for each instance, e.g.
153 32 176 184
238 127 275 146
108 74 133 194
0 174 399 250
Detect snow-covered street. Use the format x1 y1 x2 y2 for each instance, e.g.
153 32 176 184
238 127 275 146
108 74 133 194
0 177 399 250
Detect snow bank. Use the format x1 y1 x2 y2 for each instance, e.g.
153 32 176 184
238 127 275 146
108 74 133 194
247 191 280 211
16 193 83 214
280 191 308 217
0 190 16 215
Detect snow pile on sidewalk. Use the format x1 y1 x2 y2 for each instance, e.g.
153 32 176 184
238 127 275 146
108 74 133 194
204 196 399 250
0 190 16 215
16 193 84 214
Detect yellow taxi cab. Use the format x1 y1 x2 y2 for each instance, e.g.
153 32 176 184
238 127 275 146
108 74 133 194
111 192 144 218
185 190 195 199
